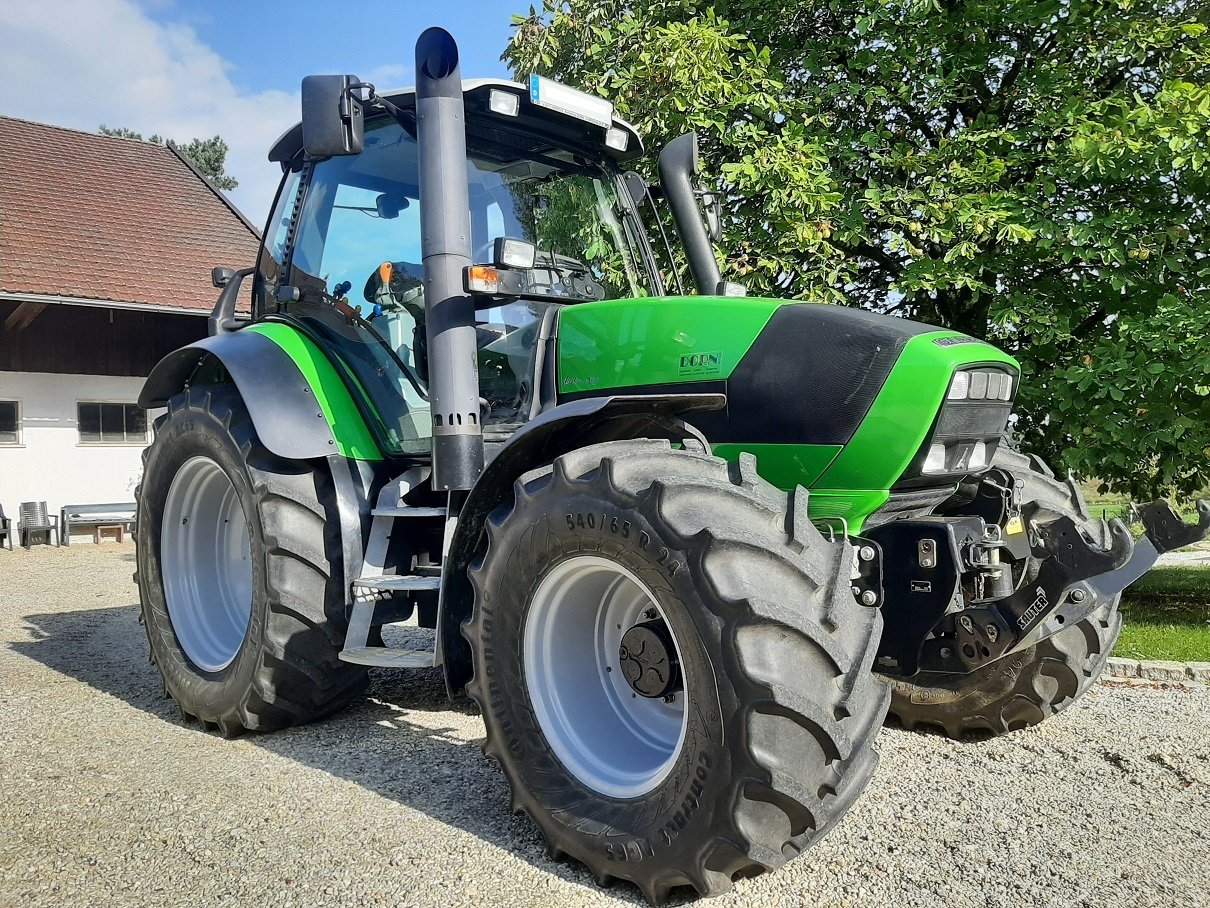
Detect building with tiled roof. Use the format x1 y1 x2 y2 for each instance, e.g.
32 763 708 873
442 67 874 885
0 116 262 529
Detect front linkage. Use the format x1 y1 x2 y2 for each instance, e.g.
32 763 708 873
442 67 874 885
869 478 1209 678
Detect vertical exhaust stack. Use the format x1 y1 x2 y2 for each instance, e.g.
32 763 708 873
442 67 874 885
657 132 722 295
414 27 484 490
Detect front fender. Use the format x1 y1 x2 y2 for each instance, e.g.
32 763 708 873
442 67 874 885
139 327 381 461
437 392 725 697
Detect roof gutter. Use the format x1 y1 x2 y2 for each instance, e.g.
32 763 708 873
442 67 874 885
0 291 210 317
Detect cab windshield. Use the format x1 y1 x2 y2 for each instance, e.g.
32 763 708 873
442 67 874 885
293 116 650 306
280 116 651 456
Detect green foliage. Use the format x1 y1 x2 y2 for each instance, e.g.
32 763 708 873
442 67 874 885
505 0 1210 498
512 175 639 297
1117 565 1210 660
98 125 238 191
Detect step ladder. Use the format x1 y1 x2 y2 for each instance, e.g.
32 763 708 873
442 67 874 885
338 467 455 668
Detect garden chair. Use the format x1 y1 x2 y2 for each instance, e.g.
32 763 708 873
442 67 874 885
18 501 59 549
0 504 11 550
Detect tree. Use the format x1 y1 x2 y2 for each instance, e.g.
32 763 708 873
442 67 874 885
506 0 1210 499
98 126 238 191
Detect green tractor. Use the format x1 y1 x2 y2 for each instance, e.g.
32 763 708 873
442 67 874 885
135 28 1207 904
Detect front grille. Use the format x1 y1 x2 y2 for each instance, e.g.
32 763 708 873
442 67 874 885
936 401 1013 437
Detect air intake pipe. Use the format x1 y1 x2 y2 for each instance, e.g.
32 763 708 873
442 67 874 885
414 27 484 490
657 132 722 295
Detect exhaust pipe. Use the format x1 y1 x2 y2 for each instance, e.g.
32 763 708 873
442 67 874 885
657 132 722 295
414 27 483 490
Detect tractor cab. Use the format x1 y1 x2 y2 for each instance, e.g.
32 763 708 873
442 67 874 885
255 79 654 457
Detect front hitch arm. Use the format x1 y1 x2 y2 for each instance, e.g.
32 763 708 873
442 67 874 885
912 500 1208 674
1015 499 1210 650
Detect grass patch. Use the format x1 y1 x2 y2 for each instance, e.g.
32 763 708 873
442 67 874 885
1115 566 1210 662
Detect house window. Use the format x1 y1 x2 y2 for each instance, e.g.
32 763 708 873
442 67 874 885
0 400 18 445
77 402 147 444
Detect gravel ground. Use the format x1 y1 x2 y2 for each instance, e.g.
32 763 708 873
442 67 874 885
1 542 1207 908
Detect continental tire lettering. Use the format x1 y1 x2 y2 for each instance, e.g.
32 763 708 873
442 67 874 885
659 752 711 846
606 838 654 863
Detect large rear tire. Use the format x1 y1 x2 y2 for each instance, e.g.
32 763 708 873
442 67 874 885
463 440 889 904
887 447 1122 738
136 386 367 735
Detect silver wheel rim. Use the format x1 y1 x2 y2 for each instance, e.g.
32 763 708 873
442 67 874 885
161 456 253 672
524 555 688 798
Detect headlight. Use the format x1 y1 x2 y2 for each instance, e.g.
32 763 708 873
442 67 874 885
916 367 1017 478
946 368 1013 401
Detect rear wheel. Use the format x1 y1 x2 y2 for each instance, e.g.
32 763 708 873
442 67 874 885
887 447 1122 738
464 440 889 904
136 385 366 735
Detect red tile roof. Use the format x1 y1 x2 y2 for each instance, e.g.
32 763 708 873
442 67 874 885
0 116 261 312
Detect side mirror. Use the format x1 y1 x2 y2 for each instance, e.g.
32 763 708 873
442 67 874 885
700 191 721 243
301 75 365 157
375 193 409 219
211 266 235 288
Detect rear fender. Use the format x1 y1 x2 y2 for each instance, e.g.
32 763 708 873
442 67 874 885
437 392 726 698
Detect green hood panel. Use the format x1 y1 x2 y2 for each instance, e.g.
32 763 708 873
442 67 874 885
557 296 784 393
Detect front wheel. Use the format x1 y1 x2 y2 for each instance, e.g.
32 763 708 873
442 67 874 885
463 440 889 903
136 385 366 735
887 447 1122 738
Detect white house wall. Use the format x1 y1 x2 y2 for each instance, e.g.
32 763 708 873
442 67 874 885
0 370 163 531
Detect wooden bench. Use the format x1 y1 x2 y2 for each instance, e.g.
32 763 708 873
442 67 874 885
60 503 137 546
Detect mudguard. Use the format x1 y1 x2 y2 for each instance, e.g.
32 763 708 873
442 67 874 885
437 392 726 697
140 329 371 461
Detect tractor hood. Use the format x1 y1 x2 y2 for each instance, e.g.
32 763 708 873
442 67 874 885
555 296 1020 526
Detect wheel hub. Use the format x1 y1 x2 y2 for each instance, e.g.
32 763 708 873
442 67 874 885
619 620 681 698
161 455 253 673
523 556 688 798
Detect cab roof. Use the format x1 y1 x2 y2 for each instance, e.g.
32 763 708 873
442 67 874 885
268 78 643 167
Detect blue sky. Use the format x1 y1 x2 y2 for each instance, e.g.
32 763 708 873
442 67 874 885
0 0 522 219
157 1 515 99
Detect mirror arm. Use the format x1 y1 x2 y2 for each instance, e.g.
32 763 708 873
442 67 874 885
349 82 418 138
209 267 256 336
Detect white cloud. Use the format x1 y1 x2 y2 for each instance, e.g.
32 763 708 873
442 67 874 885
361 63 411 91
0 0 296 224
